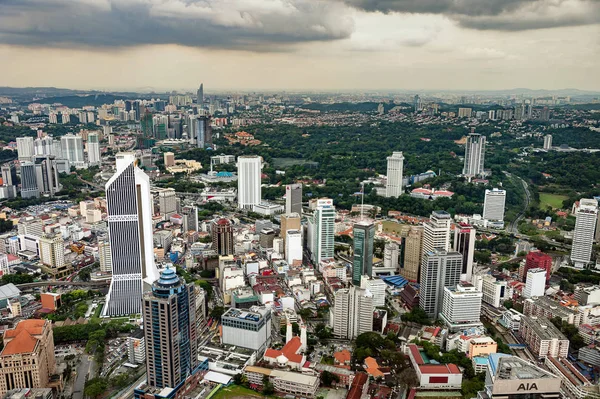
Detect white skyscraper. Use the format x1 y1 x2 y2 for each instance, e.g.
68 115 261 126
420 249 462 319
543 135 553 150
103 153 159 317
285 183 303 214
237 155 262 210
571 199 598 268
462 132 486 177
33 136 54 157
483 188 506 223
87 132 101 165
422 211 452 258
307 198 335 264
330 286 373 340
285 230 303 265
61 134 85 167
386 151 404 198
16 137 34 162
439 282 483 331
524 268 546 298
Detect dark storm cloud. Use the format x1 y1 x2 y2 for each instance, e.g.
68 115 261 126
344 0 600 31
0 0 355 49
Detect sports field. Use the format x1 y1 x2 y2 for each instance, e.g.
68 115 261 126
539 193 568 209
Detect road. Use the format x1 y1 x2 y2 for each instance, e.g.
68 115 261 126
114 371 147 399
16 280 109 289
504 172 532 234
72 355 95 399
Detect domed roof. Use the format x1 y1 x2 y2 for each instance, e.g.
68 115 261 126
157 266 179 286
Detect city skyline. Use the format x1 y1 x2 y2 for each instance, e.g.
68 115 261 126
0 0 599 91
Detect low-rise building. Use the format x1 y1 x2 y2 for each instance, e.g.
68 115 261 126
519 316 569 358
244 366 320 398
468 337 497 359
406 344 462 389
545 356 600 399
523 296 581 326
221 307 272 353
579 345 600 368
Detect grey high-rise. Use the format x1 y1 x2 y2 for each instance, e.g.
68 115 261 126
419 249 462 319
19 162 39 199
197 84 204 106
33 155 61 196
285 184 302 214
352 221 375 285
462 131 486 177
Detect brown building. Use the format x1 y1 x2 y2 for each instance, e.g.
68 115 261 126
40 293 61 311
0 320 59 396
401 226 423 282
212 218 234 255
280 213 301 245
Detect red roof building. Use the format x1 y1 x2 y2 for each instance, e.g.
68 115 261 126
525 251 552 283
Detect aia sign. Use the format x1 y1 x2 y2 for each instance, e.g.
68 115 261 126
517 383 538 391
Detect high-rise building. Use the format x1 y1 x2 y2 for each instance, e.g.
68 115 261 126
142 267 199 390
571 199 598 268
419 249 462 319
39 235 65 269
285 230 302 265
19 161 39 199
352 221 375 285
103 153 159 317
60 134 85 167
156 188 177 220
483 188 506 223
285 184 303 214
421 211 452 281
401 226 423 282
413 94 421 113
524 268 547 298
453 223 475 281
540 106 551 121
479 274 507 308
524 251 552 283
16 137 34 162
87 132 101 165
330 286 373 340
221 307 272 352
458 107 473 118
192 116 212 148
543 134 553 150
383 242 399 272
237 155 263 210
212 218 234 256
164 152 175 168
462 132 486 177
33 155 61 196
307 198 335 264
181 205 199 232
439 282 483 331
386 151 405 198
280 212 301 247
0 320 57 396
33 136 54 157
197 83 204 105
360 276 386 307
1 164 13 186
98 239 112 273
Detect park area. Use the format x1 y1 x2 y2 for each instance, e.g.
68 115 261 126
211 385 265 399
539 193 568 209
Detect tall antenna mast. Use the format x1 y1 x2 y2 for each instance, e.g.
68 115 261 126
360 182 365 221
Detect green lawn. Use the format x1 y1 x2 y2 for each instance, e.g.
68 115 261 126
539 193 568 209
211 385 266 399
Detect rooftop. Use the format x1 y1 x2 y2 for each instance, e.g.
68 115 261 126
522 316 567 341
492 355 558 381
2 320 47 356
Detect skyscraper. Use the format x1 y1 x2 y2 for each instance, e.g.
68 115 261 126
439 282 483 331
307 198 335 264
60 134 85 167
285 230 303 265
543 134 553 150
483 188 506 224
39 235 65 269
33 155 61 196
103 153 159 317
280 213 301 247
524 251 552 283
419 249 462 319
422 210 451 257
571 199 598 268
285 183 303 214
16 137 34 162
87 132 101 165
156 188 177 220
330 286 373 340
401 226 423 282
237 155 263 210
462 131 486 177
523 268 546 298
1 164 13 186
33 136 54 157
197 83 204 106
386 152 404 198
413 94 421 113
142 267 199 390
192 116 212 148
352 221 375 285
212 218 234 256
19 162 39 199
453 223 476 281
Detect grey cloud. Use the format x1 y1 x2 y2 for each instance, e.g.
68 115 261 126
0 0 355 50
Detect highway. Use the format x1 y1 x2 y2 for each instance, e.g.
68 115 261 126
16 280 109 289
504 172 532 234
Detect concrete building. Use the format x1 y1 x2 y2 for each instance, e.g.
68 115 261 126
480 274 507 308
524 268 546 298
407 344 462 389
60 134 85 167
330 286 373 340
523 296 581 326
142 267 199 390
468 337 497 359
422 211 452 258
352 221 375 285
571 199 598 268
237 155 263 210
212 218 234 256
458 107 473 118
386 151 404 198
420 249 462 319
483 188 506 224
38 235 65 269
383 242 399 272
519 316 569 358
33 155 61 196
164 152 175 168
524 251 553 283
453 223 476 281
544 134 553 150
0 320 57 396
462 132 486 177
181 205 199 232
87 132 101 165
244 366 319 398
280 212 301 248
155 188 177 221
16 137 34 162
360 276 386 307
285 184 302 214
401 225 423 282
285 230 302 265
221 307 272 353
128 329 145 364
545 356 600 399
307 198 335 264
575 285 600 306
19 162 39 199
98 239 112 273
440 282 483 331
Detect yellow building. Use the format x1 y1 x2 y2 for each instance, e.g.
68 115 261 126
468 337 498 359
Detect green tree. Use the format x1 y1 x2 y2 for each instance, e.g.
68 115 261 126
321 370 340 387
84 378 108 399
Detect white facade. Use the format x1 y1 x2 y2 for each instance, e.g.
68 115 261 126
285 230 302 265
39 235 65 268
360 276 386 307
420 249 462 319
0 253 9 276
98 239 112 273
383 242 399 271
483 188 506 222
481 274 507 308
524 268 546 298
422 211 451 270
571 199 598 268
221 307 272 352
543 134 553 150
463 133 486 176
330 286 373 340
386 151 404 198
16 137 34 162
87 132 101 165
60 134 85 167
103 153 159 317
440 282 483 331
237 155 263 210
307 198 335 264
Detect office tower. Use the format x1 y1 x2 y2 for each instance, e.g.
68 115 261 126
19 162 39 199
197 83 204 105
480 274 507 308
524 251 552 283
413 94 421 113
483 188 506 223
39 235 65 269
402 226 423 282
330 286 373 340
352 221 375 285
360 276 386 307
0 320 56 396
386 151 404 198
164 152 175 168
280 212 301 246
285 184 303 214
543 134 553 150
103 153 159 317
157 188 177 220
285 230 302 265
98 239 112 273
524 268 546 298
419 249 462 319
307 198 335 264
571 199 598 268
212 218 234 256
462 132 486 177
439 282 483 331
453 223 476 281
33 136 54 156
458 107 473 118
87 132 101 165
60 134 85 167
383 242 399 271
33 155 61 196
128 329 145 364
17 219 43 238
221 307 272 352
540 106 551 121
16 137 34 162
237 155 263 210
181 205 199 232
142 267 198 389
191 116 212 148
1 164 13 186
422 210 451 256
487 110 495 120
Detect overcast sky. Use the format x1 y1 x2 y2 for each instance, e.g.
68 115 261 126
0 0 599 92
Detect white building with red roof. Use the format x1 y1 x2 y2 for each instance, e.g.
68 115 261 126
407 343 462 389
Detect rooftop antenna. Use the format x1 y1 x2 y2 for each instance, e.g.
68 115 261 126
360 182 365 221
